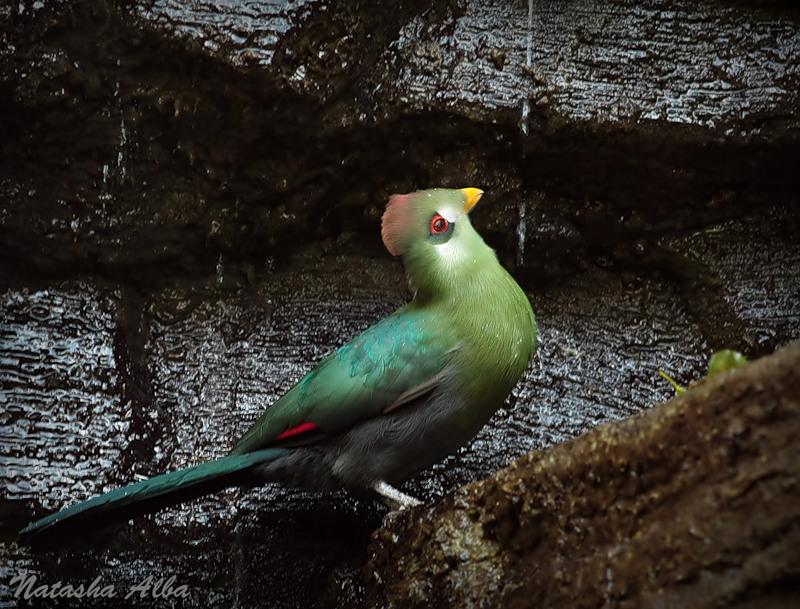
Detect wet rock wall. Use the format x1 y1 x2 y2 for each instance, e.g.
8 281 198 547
0 1 798 608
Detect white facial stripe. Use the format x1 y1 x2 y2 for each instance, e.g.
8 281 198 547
438 207 460 223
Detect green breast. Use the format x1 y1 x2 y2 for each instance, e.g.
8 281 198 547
434 263 537 414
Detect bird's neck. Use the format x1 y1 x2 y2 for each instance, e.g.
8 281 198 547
403 233 516 309
404 231 537 407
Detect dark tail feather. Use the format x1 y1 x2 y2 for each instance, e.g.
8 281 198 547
19 448 288 544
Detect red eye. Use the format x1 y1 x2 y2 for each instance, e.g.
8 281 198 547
430 214 449 235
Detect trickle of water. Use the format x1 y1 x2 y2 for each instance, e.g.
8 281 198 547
519 0 533 138
516 198 527 267
117 117 128 180
520 101 530 138
216 254 225 285
112 62 128 182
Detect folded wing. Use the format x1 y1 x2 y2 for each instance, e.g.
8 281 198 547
230 307 456 454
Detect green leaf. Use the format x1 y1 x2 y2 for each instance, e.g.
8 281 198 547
659 370 685 395
708 350 748 376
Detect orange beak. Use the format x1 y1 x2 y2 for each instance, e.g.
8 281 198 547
461 187 484 213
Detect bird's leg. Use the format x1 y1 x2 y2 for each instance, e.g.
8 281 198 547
373 480 422 510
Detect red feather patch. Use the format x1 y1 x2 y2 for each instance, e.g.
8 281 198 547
276 421 319 441
381 193 413 256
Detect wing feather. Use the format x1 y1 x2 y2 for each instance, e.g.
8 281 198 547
230 307 455 454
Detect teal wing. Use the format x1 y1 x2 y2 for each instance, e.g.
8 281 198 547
230 307 455 454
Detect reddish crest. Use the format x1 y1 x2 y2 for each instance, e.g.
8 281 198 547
381 193 413 256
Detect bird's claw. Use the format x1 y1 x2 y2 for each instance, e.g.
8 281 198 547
373 480 422 511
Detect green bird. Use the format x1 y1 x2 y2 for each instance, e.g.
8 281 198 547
20 187 537 542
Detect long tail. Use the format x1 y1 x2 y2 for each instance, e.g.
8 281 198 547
19 447 288 544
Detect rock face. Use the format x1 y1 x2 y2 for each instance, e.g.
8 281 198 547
1 1 799 608
367 345 800 609
2 0 799 280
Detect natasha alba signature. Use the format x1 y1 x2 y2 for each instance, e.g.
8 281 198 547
10 572 190 601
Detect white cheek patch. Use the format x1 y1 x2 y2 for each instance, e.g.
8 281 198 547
435 235 469 270
436 238 458 255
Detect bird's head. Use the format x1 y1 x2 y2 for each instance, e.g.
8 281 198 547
381 187 495 299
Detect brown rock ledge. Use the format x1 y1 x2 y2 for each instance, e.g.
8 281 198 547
367 343 800 609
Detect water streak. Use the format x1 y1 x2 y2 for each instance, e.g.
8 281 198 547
216 253 225 285
117 117 128 180
112 61 128 183
517 198 527 267
519 0 533 138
